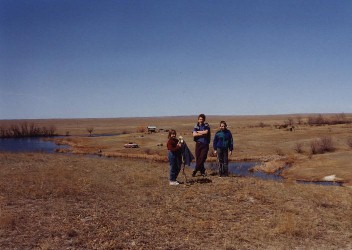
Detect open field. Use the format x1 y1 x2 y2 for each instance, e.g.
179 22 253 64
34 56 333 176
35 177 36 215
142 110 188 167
1 152 352 249
2 114 352 185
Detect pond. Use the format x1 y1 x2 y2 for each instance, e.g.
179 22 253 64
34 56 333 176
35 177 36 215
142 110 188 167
192 162 342 186
0 137 68 153
195 162 283 181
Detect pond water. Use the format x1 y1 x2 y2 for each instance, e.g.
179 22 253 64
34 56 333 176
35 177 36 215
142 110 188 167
193 162 283 181
192 162 342 186
0 137 68 153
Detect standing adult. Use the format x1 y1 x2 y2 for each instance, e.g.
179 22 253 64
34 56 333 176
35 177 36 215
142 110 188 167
192 114 211 177
213 121 234 177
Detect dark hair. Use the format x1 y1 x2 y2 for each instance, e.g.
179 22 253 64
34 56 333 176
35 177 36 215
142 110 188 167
168 129 176 139
220 121 227 127
198 114 206 120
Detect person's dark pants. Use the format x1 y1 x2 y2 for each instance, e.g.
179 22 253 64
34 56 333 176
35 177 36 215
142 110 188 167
194 142 209 175
168 151 181 181
217 148 229 176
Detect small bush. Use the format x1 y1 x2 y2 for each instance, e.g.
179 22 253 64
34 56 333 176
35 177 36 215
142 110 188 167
294 143 304 153
310 136 334 155
144 148 153 155
307 114 326 126
320 136 334 152
87 127 94 136
136 126 146 133
258 122 266 128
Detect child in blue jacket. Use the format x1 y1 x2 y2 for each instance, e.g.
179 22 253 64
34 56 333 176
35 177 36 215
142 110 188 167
213 121 234 177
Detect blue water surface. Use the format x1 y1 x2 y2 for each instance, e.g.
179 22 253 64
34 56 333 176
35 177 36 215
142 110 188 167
0 137 68 153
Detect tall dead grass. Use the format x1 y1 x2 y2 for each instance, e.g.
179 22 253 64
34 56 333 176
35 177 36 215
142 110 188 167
310 136 334 155
294 142 304 153
307 113 352 126
0 123 57 138
347 137 352 149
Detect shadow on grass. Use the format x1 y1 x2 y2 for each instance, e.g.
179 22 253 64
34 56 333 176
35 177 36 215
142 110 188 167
186 178 212 185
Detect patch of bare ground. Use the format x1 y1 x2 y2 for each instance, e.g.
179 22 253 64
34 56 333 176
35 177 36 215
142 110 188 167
1 152 352 249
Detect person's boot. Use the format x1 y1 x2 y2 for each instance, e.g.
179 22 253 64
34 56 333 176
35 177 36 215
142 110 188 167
192 170 197 177
219 163 224 177
224 164 229 177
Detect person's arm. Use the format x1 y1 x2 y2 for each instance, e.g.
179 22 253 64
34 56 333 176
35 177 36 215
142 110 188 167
193 129 208 137
229 132 234 155
213 133 218 152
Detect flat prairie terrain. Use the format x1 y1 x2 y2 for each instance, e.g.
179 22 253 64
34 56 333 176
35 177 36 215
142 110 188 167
1 152 352 249
1 114 352 248
2 114 351 185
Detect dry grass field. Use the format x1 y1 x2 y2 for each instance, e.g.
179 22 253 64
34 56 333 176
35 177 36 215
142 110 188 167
1 152 352 249
1 114 352 249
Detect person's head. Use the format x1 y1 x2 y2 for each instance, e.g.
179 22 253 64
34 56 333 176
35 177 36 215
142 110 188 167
198 114 206 125
168 129 177 139
219 121 227 131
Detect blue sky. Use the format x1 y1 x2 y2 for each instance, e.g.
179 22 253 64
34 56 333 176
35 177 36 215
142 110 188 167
1 0 352 119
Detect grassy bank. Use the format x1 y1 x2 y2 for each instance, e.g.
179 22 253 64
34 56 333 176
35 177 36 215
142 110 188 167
1 152 352 249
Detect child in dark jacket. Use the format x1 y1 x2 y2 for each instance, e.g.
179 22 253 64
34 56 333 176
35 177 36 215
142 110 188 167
167 129 182 185
213 121 234 177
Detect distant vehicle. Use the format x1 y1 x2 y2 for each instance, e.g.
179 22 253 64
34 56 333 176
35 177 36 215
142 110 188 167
147 126 157 133
124 142 139 148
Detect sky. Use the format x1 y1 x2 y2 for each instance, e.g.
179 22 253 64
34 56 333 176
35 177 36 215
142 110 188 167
1 0 352 119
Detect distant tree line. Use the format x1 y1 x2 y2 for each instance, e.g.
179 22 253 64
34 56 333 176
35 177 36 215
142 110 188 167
0 123 57 138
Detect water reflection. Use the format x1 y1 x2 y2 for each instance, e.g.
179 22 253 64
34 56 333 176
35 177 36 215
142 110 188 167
199 162 341 186
203 162 283 181
0 137 68 153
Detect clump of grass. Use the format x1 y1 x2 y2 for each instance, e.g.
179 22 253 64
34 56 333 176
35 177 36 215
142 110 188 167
310 136 334 155
275 148 284 156
347 138 352 149
294 143 304 153
275 213 298 236
144 148 153 155
319 136 334 152
136 126 146 133
310 140 322 155
249 122 269 128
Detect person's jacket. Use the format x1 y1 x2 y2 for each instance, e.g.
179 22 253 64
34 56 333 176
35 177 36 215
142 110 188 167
193 122 211 144
213 129 234 151
167 138 181 153
180 141 194 166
